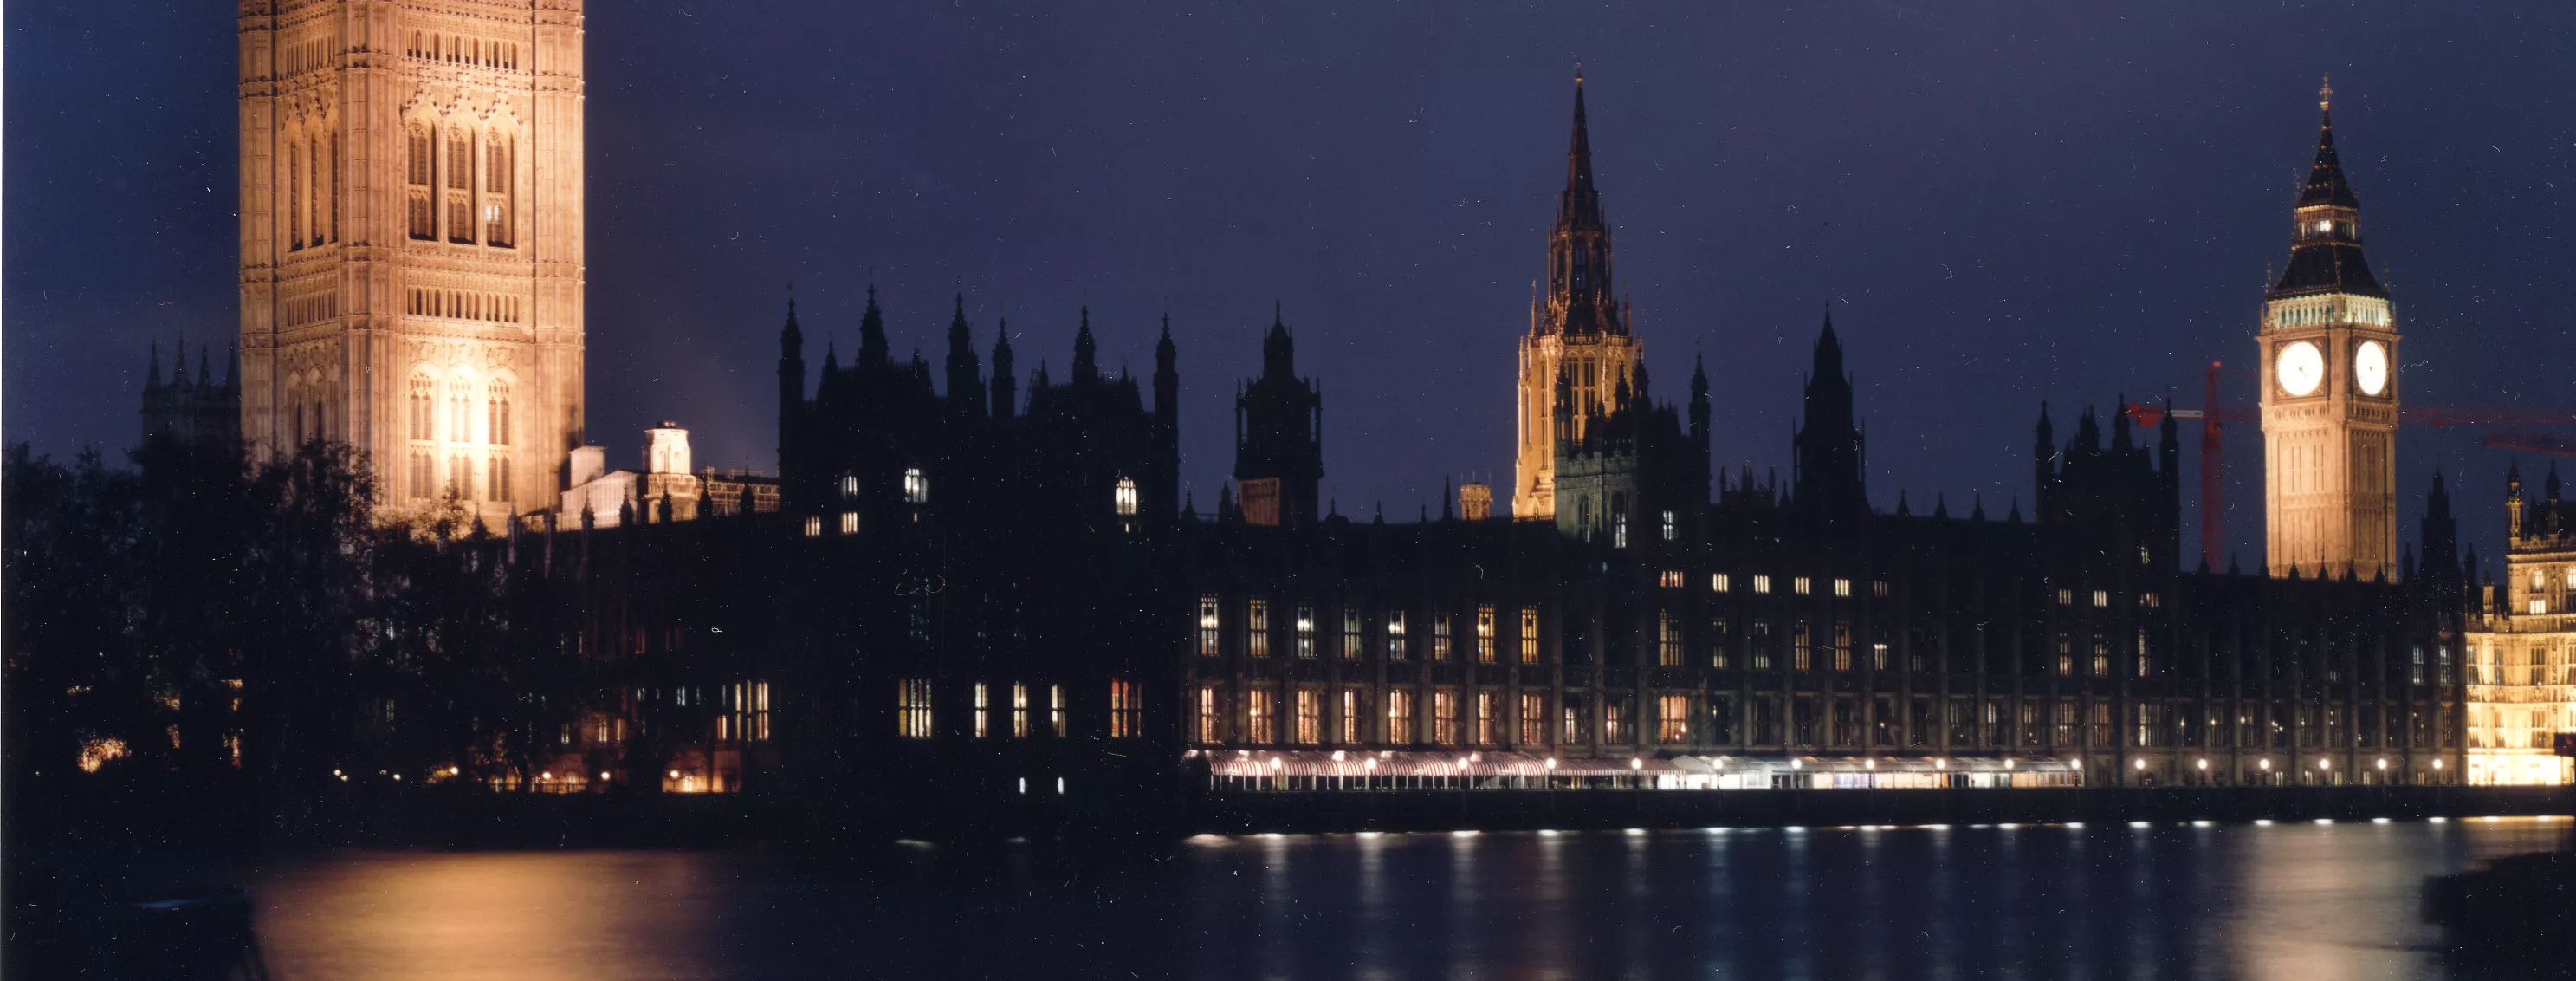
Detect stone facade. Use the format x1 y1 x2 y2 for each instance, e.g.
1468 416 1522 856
2464 463 2576 784
237 0 586 527
1515 72 1641 520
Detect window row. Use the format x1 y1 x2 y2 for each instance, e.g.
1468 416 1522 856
407 375 512 446
406 121 514 247
895 679 1143 739
405 30 521 70
406 452 510 503
408 288 524 324
1198 597 1537 664
1187 684 2460 753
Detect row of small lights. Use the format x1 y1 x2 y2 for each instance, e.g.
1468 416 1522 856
1226 749 2441 774
1200 815 2562 841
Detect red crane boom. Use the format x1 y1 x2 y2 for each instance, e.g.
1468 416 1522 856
2122 391 2576 568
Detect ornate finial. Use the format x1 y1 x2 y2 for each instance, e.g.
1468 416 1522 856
1574 60 1583 84
2319 74 2333 112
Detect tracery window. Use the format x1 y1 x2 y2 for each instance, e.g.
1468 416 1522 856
448 379 473 443
486 380 512 446
446 126 476 244
482 131 514 247
406 124 435 239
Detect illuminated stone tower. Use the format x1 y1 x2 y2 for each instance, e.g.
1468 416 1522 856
2261 78 2399 580
238 1 586 525
1513 68 1641 520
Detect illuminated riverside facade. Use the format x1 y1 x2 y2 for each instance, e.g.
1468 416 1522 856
2463 463 2576 785
472 79 2488 805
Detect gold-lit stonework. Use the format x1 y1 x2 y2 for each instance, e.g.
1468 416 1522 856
2464 464 2576 785
1514 70 1641 520
239 0 586 527
2260 79 2400 581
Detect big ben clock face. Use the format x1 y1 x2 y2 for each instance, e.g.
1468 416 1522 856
2276 341 2324 397
2354 340 2389 396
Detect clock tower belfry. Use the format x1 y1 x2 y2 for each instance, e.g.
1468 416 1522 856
2260 77 2400 581
1514 68 1641 519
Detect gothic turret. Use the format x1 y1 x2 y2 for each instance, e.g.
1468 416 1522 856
1233 304 1324 527
945 294 984 419
1153 315 1178 439
858 284 890 369
1072 307 1099 382
778 295 806 460
1687 354 1711 452
989 320 1017 419
2275 77 2383 299
1792 309 1867 522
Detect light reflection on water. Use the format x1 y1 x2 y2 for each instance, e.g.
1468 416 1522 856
238 819 2566 980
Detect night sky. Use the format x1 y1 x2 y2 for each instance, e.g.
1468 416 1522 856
8 2 2573 568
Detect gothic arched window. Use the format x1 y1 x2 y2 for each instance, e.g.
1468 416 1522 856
287 136 304 250
486 380 512 446
408 374 436 441
482 131 514 248
448 378 473 443
445 125 475 244
409 451 433 499
327 132 340 244
489 452 511 502
406 123 435 240
1115 476 1139 516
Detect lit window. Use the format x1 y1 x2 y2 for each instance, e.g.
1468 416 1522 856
1832 621 1851 672
1011 683 1029 738
839 474 858 500
1872 581 1889 598
903 467 928 503
1476 605 1496 663
1050 685 1065 737
2092 590 2109 608
1295 688 1321 744
1657 611 1683 666
974 683 990 738
838 511 858 535
1342 609 1364 660
1659 693 1692 744
1110 680 1141 738
1521 692 1547 745
2057 588 2073 606
1198 595 1221 657
1115 477 1139 516
1753 575 1772 594
1197 686 1221 744
1477 691 1500 746
1519 607 1539 664
803 516 822 537
1793 620 1812 672
1388 690 1417 744
1388 610 1408 659
1713 573 1731 593
1341 690 1363 744
1432 613 1453 661
753 682 771 741
1833 578 1851 598
1247 688 1275 744
1661 510 1676 542
1660 570 1685 588
1247 600 1271 657
1296 605 1317 659
1433 689 1460 745
897 679 933 738
1795 576 1813 596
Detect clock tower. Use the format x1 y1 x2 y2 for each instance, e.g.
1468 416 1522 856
2260 78 2400 581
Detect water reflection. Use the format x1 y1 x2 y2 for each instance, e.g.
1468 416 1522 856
230 820 2565 979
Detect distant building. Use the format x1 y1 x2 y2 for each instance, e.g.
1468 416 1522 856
560 423 777 528
139 340 241 449
2464 463 2576 784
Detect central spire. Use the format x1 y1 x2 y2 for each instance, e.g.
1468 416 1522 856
1567 64 1595 194
2274 75 2381 298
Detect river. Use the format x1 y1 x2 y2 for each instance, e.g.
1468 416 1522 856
228 816 2566 980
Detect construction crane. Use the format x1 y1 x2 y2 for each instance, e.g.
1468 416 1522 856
2124 374 2576 568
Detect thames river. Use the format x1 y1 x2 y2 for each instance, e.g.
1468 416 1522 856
235 817 2566 980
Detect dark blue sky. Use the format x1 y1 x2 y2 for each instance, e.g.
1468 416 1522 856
8 2 2572 567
